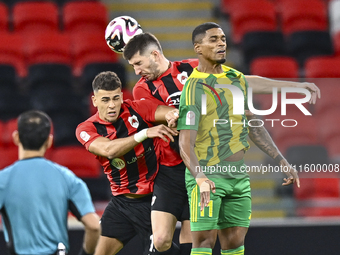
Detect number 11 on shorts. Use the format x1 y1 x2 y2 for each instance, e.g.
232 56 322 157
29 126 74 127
198 200 213 217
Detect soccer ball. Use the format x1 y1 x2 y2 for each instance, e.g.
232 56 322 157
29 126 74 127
105 16 143 54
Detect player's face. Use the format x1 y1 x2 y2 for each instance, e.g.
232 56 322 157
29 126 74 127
92 88 123 123
197 28 227 64
128 51 161 81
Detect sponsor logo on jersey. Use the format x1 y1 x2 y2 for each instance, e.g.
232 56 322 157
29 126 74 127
128 115 139 128
165 91 182 106
111 158 125 170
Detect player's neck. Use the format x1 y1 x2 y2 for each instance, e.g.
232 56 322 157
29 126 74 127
159 58 171 76
197 59 223 74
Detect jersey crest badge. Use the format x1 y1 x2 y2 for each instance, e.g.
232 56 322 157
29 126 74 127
177 71 188 85
128 115 139 128
80 131 90 142
186 111 195 126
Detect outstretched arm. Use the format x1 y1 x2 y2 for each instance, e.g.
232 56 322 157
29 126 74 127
245 75 321 104
246 111 300 188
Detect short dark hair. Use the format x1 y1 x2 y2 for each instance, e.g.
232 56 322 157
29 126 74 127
92 71 122 92
192 22 221 44
123 32 162 60
17 110 51 150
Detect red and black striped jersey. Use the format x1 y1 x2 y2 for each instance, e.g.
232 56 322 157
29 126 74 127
133 59 199 167
76 99 161 196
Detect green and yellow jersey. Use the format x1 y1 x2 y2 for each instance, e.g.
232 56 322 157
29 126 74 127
177 65 250 166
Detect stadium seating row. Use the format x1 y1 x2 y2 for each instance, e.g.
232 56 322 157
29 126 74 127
0 30 118 77
221 0 330 43
0 1 108 33
242 30 336 68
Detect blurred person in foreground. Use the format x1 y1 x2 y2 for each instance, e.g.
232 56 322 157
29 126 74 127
0 110 100 255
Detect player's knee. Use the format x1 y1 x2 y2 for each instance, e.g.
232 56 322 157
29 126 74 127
153 233 172 252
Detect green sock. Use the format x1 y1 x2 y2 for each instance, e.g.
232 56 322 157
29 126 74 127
191 247 212 255
221 245 244 255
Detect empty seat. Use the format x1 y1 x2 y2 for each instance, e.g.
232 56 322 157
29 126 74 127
0 33 26 77
285 145 329 166
25 32 71 66
311 81 340 115
50 145 101 178
242 31 286 66
270 113 319 154
0 147 18 169
71 32 118 76
304 56 340 78
229 0 277 43
62 1 108 33
333 31 340 56
0 66 29 121
12 1 59 33
280 0 328 36
287 31 334 66
250 56 299 78
0 2 8 32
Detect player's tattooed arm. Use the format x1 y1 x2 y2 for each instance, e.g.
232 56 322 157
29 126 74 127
246 112 280 160
246 111 300 187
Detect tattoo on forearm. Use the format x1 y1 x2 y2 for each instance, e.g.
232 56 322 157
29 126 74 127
247 116 279 159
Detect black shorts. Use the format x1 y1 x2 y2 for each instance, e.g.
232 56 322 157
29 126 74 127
151 162 189 221
101 194 153 255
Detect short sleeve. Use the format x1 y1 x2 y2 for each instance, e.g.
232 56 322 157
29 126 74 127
129 99 160 123
66 170 95 220
76 121 101 150
177 78 203 131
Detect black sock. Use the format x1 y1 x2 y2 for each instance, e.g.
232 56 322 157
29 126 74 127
180 243 192 255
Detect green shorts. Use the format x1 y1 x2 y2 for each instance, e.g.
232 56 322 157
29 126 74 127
186 159 252 231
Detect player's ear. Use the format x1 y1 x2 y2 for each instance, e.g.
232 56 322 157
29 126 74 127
12 130 19 146
194 43 201 55
91 94 97 107
120 92 123 102
46 134 53 149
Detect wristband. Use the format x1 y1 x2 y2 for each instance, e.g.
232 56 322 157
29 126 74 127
134 128 148 143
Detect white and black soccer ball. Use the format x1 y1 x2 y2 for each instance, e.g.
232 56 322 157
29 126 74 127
105 16 143 54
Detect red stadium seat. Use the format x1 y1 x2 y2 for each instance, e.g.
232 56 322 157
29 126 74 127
70 32 118 76
295 173 340 200
0 33 26 77
25 32 72 66
269 111 318 154
229 0 277 43
12 1 59 33
250 56 299 78
280 0 328 36
2 119 17 149
50 145 101 178
311 81 340 115
0 2 8 32
62 1 108 33
334 32 340 56
0 147 18 169
304 56 340 78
